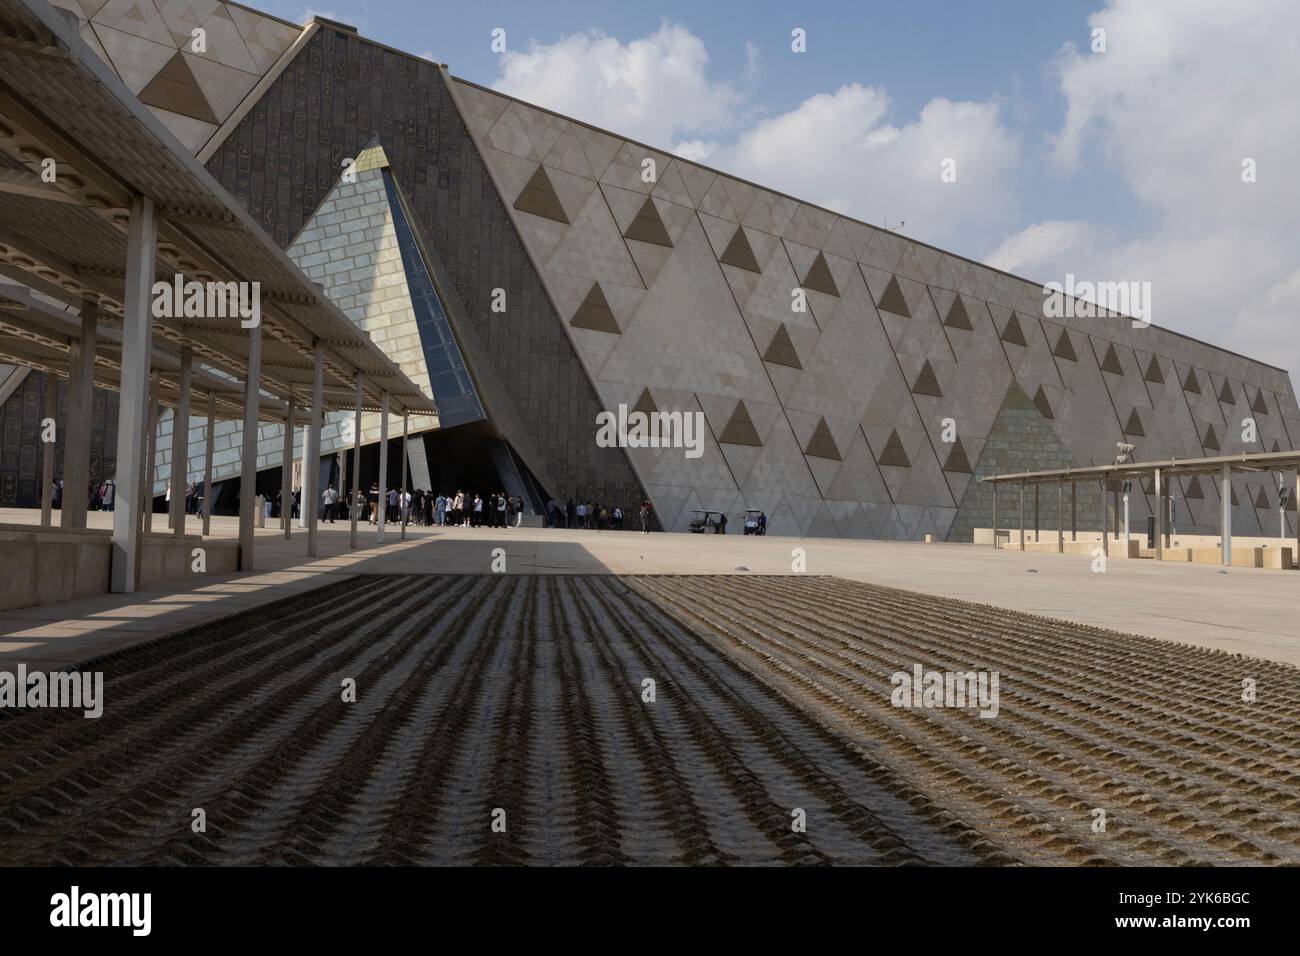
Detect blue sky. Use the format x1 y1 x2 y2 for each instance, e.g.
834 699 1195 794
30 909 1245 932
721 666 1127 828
262 1 1300 379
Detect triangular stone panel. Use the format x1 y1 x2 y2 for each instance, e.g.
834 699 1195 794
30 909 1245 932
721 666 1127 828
719 400 762 446
513 164 570 223
719 226 761 273
877 429 911 468
570 283 620 334
137 51 218 124
803 417 841 461
623 196 673 247
875 275 911 317
762 323 802 369
802 252 840 297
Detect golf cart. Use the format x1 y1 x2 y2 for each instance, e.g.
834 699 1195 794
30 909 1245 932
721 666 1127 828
688 510 726 533
743 509 766 535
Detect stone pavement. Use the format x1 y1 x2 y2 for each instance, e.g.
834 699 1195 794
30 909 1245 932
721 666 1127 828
1 508 1296 670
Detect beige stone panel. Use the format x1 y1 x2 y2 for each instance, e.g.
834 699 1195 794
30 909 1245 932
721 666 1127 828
79 19 115 72
598 219 777 402
452 81 511 141
184 50 259 122
146 104 216 152
576 125 623 182
483 102 535 159
227 4 302 73
540 187 642 290
93 0 177 46
92 21 177 93
783 203 837 249
676 161 716 207
697 175 738 222
651 160 694 208
542 126 596 179
740 416 815 496
155 0 220 47
193 4 258 74
600 141 672 194
624 239 673 290
742 191 797 237
860 228 908 272
696 210 737 260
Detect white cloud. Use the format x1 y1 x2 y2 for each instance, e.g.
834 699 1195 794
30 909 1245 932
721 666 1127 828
491 25 1020 250
491 23 743 149
708 86 1020 247
985 220 1098 275
1007 0 1300 377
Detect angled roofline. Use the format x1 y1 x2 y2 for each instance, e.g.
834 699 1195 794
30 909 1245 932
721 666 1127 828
443 73 1291 377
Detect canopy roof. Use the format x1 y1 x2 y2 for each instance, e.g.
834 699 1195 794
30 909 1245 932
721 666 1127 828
0 0 436 418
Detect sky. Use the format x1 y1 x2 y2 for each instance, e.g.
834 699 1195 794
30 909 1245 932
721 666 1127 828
262 0 1300 383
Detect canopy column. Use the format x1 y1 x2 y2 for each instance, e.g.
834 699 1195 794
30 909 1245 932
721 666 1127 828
401 411 409 541
169 347 192 536
281 398 295 539
202 391 214 536
376 390 389 544
349 375 363 550
237 323 262 571
39 372 57 527
1154 468 1164 560
1221 463 1232 567
62 300 98 530
110 196 156 593
305 343 324 558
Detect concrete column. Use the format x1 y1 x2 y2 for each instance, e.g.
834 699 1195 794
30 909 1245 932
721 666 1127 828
349 375 362 550
62 300 98 529
1018 481 1025 551
1221 463 1232 567
401 411 409 541
281 399 295 539
40 372 57 526
142 371 159 535
1294 470 1299 569
305 344 323 558
1057 481 1064 553
1070 481 1077 541
169 347 192 536
1033 484 1039 544
1123 490 1131 547
111 196 156 593
1154 468 1163 560
376 390 389 543
297 416 308 529
991 482 998 549
238 323 262 571
1101 481 1109 556
202 391 214 536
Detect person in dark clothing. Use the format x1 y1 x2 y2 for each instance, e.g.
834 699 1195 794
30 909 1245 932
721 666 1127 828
565 499 576 529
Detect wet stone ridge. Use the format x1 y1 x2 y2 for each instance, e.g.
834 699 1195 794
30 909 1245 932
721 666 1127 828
0 573 1296 866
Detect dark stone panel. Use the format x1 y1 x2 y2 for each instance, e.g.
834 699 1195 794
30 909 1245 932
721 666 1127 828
947 382 1104 542
0 372 116 508
205 29 645 508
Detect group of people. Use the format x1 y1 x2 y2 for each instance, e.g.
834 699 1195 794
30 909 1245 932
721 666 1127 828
48 479 117 512
543 498 655 533
316 484 526 528
429 490 523 528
